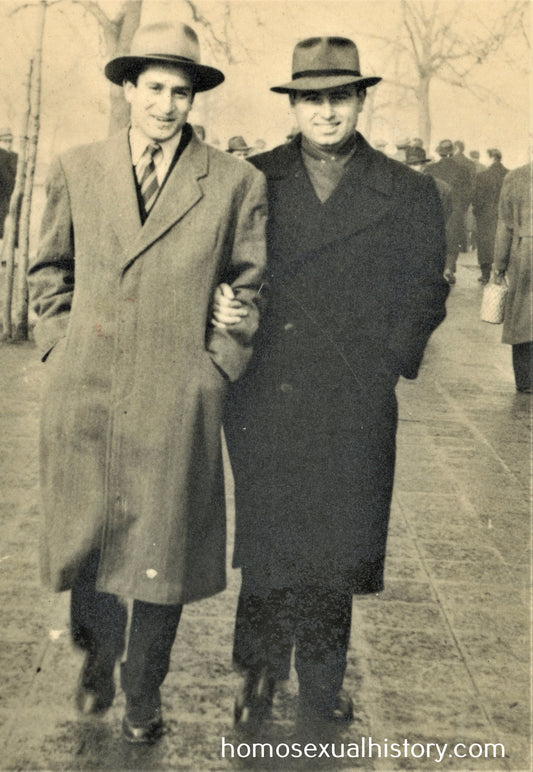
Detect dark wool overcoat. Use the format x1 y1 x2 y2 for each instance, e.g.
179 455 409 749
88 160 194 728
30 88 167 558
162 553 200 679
472 161 508 267
493 163 532 345
424 157 470 255
225 133 449 595
28 127 267 605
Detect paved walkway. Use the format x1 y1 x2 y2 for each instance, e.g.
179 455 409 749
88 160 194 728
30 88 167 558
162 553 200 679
0 253 530 771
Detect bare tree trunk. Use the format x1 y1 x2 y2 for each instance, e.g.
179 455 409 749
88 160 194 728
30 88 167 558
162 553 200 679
416 74 431 153
107 0 142 135
1 60 32 341
13 0 47 341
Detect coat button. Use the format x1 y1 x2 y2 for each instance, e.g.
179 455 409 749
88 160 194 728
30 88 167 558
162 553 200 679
283 322 295 332
280 382 294 394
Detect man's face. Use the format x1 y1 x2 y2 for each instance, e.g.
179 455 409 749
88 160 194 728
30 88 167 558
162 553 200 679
232 150 249 160
124 65 194 144
290 84 365 148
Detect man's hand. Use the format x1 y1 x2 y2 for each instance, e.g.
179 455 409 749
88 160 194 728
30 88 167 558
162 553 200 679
212 283 249 328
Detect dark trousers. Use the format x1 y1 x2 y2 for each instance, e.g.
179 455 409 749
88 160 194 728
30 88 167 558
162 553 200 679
233 580 352 707
513 342 533 392
71 551 182 721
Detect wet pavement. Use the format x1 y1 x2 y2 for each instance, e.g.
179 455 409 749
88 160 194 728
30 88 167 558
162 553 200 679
0 252 530 771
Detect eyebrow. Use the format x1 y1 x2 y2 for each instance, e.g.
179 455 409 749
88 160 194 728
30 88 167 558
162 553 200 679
145 80 192 92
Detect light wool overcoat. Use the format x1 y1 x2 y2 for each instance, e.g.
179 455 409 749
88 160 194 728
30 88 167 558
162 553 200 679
29 127 267 605
493 162 533 345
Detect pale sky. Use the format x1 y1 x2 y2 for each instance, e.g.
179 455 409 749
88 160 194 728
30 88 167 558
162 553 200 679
0 0 530 170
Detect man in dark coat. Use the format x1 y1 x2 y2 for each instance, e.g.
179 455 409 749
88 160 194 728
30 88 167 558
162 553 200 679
215 36 448 728
0 127 17 242
425 139 470 284
28 23 266 745
472 149 508 283
452 141 476 252
405 145 452 222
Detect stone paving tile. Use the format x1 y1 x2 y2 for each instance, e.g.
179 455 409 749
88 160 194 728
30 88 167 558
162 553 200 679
424 558 513 584
370 580 437 604
356 600 444 631
367 687 490 735
359 626 462 663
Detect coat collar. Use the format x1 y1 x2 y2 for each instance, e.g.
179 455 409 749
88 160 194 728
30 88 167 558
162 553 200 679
256 132 395 260
260 131 393 196
97 127 208 271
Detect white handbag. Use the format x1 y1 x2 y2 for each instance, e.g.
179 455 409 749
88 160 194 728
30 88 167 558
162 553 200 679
480 279 508 324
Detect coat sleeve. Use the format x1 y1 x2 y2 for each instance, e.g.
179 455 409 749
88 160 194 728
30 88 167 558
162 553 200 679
385 174 449 379
28 156 74 360
206 167 268 382
492 174 514 274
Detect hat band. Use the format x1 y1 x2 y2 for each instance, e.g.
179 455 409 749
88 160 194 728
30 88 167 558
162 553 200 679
292 68 362 80
141 53 197 64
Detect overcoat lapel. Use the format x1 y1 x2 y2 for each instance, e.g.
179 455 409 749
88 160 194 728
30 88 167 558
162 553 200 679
124 133 208 271
97 129 208 272
98 128 142 258
267 134 396 264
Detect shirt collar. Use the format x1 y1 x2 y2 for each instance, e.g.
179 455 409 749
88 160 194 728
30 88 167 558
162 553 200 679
129 126 183 166
301 131 358 163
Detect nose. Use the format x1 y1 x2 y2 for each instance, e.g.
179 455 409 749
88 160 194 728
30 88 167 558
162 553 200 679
156 88 174 114
317 98 335 119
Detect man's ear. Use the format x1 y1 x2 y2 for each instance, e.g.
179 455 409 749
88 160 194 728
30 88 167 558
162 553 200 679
123 80 135 104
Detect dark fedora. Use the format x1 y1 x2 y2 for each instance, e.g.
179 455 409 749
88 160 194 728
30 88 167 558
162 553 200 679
271 36 381 94
405 146 431 165
226 136 252 153
105 22 225 92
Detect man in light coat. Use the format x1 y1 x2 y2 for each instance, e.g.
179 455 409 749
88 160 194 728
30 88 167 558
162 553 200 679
28 22 266 744
214 35 448 729
493 162 533 392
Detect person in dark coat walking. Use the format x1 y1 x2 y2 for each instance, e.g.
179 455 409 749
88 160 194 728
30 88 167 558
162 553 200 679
425 139 470 284
0 127 17 241
405 145 452 222
472 149 508 283
214 35 449 729
28 23 266 745
492 162 532 392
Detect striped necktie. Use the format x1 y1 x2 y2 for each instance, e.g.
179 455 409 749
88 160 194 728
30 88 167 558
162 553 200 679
136 142 161 215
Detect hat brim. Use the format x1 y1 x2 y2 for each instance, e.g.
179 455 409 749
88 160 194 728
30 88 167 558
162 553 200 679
105 55 225 92
270 74 381 93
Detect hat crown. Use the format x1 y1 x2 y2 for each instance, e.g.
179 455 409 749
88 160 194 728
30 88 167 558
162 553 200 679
228 136 249 151
292 36 361 78
129 22 200 64
405 146 428 164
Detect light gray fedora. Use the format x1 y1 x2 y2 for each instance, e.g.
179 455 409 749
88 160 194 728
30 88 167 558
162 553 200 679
271 36 381 93
105 22 225 92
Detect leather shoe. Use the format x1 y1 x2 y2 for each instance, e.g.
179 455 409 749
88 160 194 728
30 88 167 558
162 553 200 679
298 688 354 724
234 669 276 731
122 710 163 745
75 652 115 716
